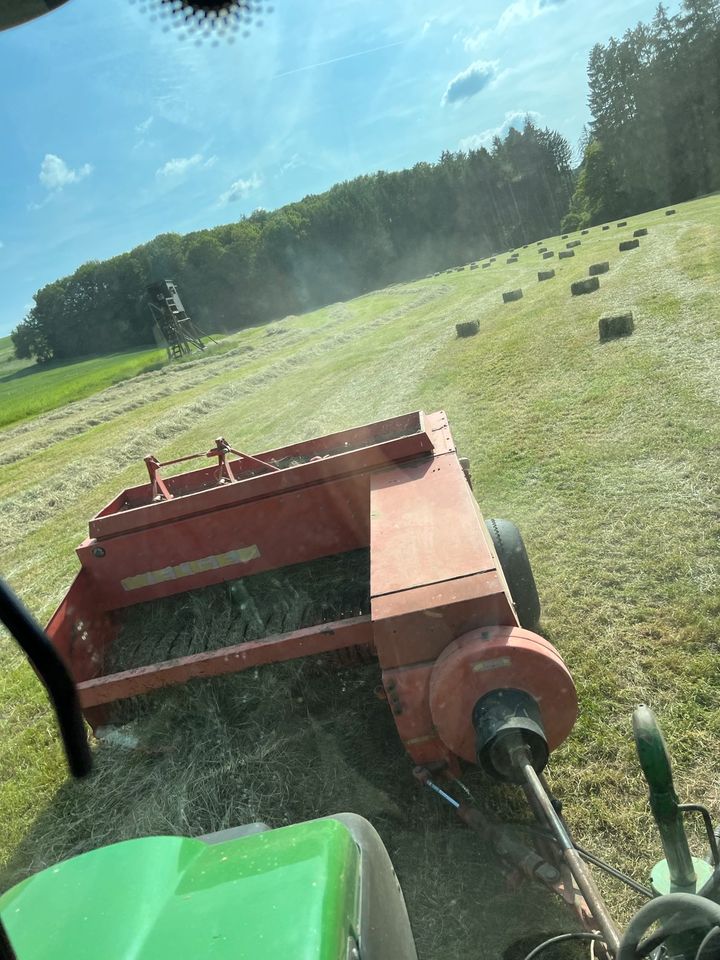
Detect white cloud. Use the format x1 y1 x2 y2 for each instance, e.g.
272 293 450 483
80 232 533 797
135 115 154 134
498 0 566 31
219 174 262 205
156 153 217 178
457 29 490 52
39 154 93 191
459 110 542 151
279 153 303 175
442 60 499 106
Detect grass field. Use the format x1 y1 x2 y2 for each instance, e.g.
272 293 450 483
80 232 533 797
1 198 719 957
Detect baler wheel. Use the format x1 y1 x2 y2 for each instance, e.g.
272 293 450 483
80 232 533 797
485 518 541 632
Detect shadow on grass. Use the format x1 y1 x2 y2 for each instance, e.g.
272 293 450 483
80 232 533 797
1 661 573 960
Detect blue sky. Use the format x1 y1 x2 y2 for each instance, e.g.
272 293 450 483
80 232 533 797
0 0 671 337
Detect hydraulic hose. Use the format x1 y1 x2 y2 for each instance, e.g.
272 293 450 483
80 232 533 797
618 893 720 960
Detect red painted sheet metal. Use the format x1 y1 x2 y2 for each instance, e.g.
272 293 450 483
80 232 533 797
45 569 118 684
381 663 455 767
88 411 433 540
429 626 578 764
372 571 516 669
78 475 371 610
370 452 497 599
77 615 373 708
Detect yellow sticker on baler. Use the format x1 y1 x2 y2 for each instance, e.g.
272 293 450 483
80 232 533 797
121 545 261 591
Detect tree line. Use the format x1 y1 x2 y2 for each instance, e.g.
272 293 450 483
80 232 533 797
13 0 720 363
12 121 573 362
563 0 720 229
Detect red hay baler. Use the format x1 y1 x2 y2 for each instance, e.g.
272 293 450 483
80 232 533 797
46 409 577 775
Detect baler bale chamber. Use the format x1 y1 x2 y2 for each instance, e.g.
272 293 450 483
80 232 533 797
45 409 577 775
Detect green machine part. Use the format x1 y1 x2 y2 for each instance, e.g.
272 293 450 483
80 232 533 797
633 706 713 897
0 815 416 960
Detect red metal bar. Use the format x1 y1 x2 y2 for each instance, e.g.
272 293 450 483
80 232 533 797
76 615 373 707
89 409 433 535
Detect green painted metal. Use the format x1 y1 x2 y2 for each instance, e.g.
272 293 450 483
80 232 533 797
650 857 714 897
0 818 359 960
633 705 697 891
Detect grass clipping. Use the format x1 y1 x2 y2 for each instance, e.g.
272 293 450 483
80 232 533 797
2 551 571 958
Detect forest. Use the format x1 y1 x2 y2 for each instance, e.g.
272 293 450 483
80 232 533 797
11 0 720 362
563 0 720 228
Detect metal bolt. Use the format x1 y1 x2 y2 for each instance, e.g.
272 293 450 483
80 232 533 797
92 546 106 558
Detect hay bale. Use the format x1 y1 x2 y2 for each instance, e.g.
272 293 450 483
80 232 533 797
633 228 648 237
542 251 555 259
666 209 676 216
506 257 518 264
566 240 581 248
482 262 492 269
538 246 548 253
470 262 479 270
619 239 640 251
589 261 609 276
581 229 589 235
599 311 634 341
455 266 465 272
445 269 453 274
456 320 479 337
538 269 555 282
490 257 496 263
523 244 528 249
562 234 569 239
434 272 440 276
571 276 600 296
602 225 610 231
558 250 575 260
617 221 627 227
502 289 523 303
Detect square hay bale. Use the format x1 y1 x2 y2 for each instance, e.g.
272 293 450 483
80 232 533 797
455 266 465 272
445 269 453 274
559 250 575 259
506 257 518 264
581 229 589 235
482 262 492 269
523 244 528 248
490 257 496 263
602 225 610 231
502 289 523 303
666 209 676 216
562 234 569 239
456 320 480 337
538 269 556 281
619 239 640 251
566 240 581 248
538 246 548 253
617 221 627 227
571 276 600 296
434 272 440 276
542 251 555 259
599 311 634 341
470 262 479 270
589 261 610 276
633 228 648 237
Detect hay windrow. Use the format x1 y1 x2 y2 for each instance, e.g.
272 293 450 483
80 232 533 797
110 549 371 676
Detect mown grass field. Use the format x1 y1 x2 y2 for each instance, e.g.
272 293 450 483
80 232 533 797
1 198 719 958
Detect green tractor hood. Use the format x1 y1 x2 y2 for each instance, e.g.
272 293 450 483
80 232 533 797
1 818 360 960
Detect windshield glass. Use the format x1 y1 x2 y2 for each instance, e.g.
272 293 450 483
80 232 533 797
1 2 719 959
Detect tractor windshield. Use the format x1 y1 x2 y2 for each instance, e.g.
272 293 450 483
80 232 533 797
1 3 719 960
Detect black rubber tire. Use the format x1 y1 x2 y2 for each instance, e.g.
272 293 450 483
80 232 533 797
485 518 541 632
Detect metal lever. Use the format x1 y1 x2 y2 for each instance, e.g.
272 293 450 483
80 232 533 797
632 705 697 891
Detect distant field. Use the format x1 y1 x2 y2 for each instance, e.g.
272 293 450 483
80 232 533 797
0 335 239 430
1 198 719 958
